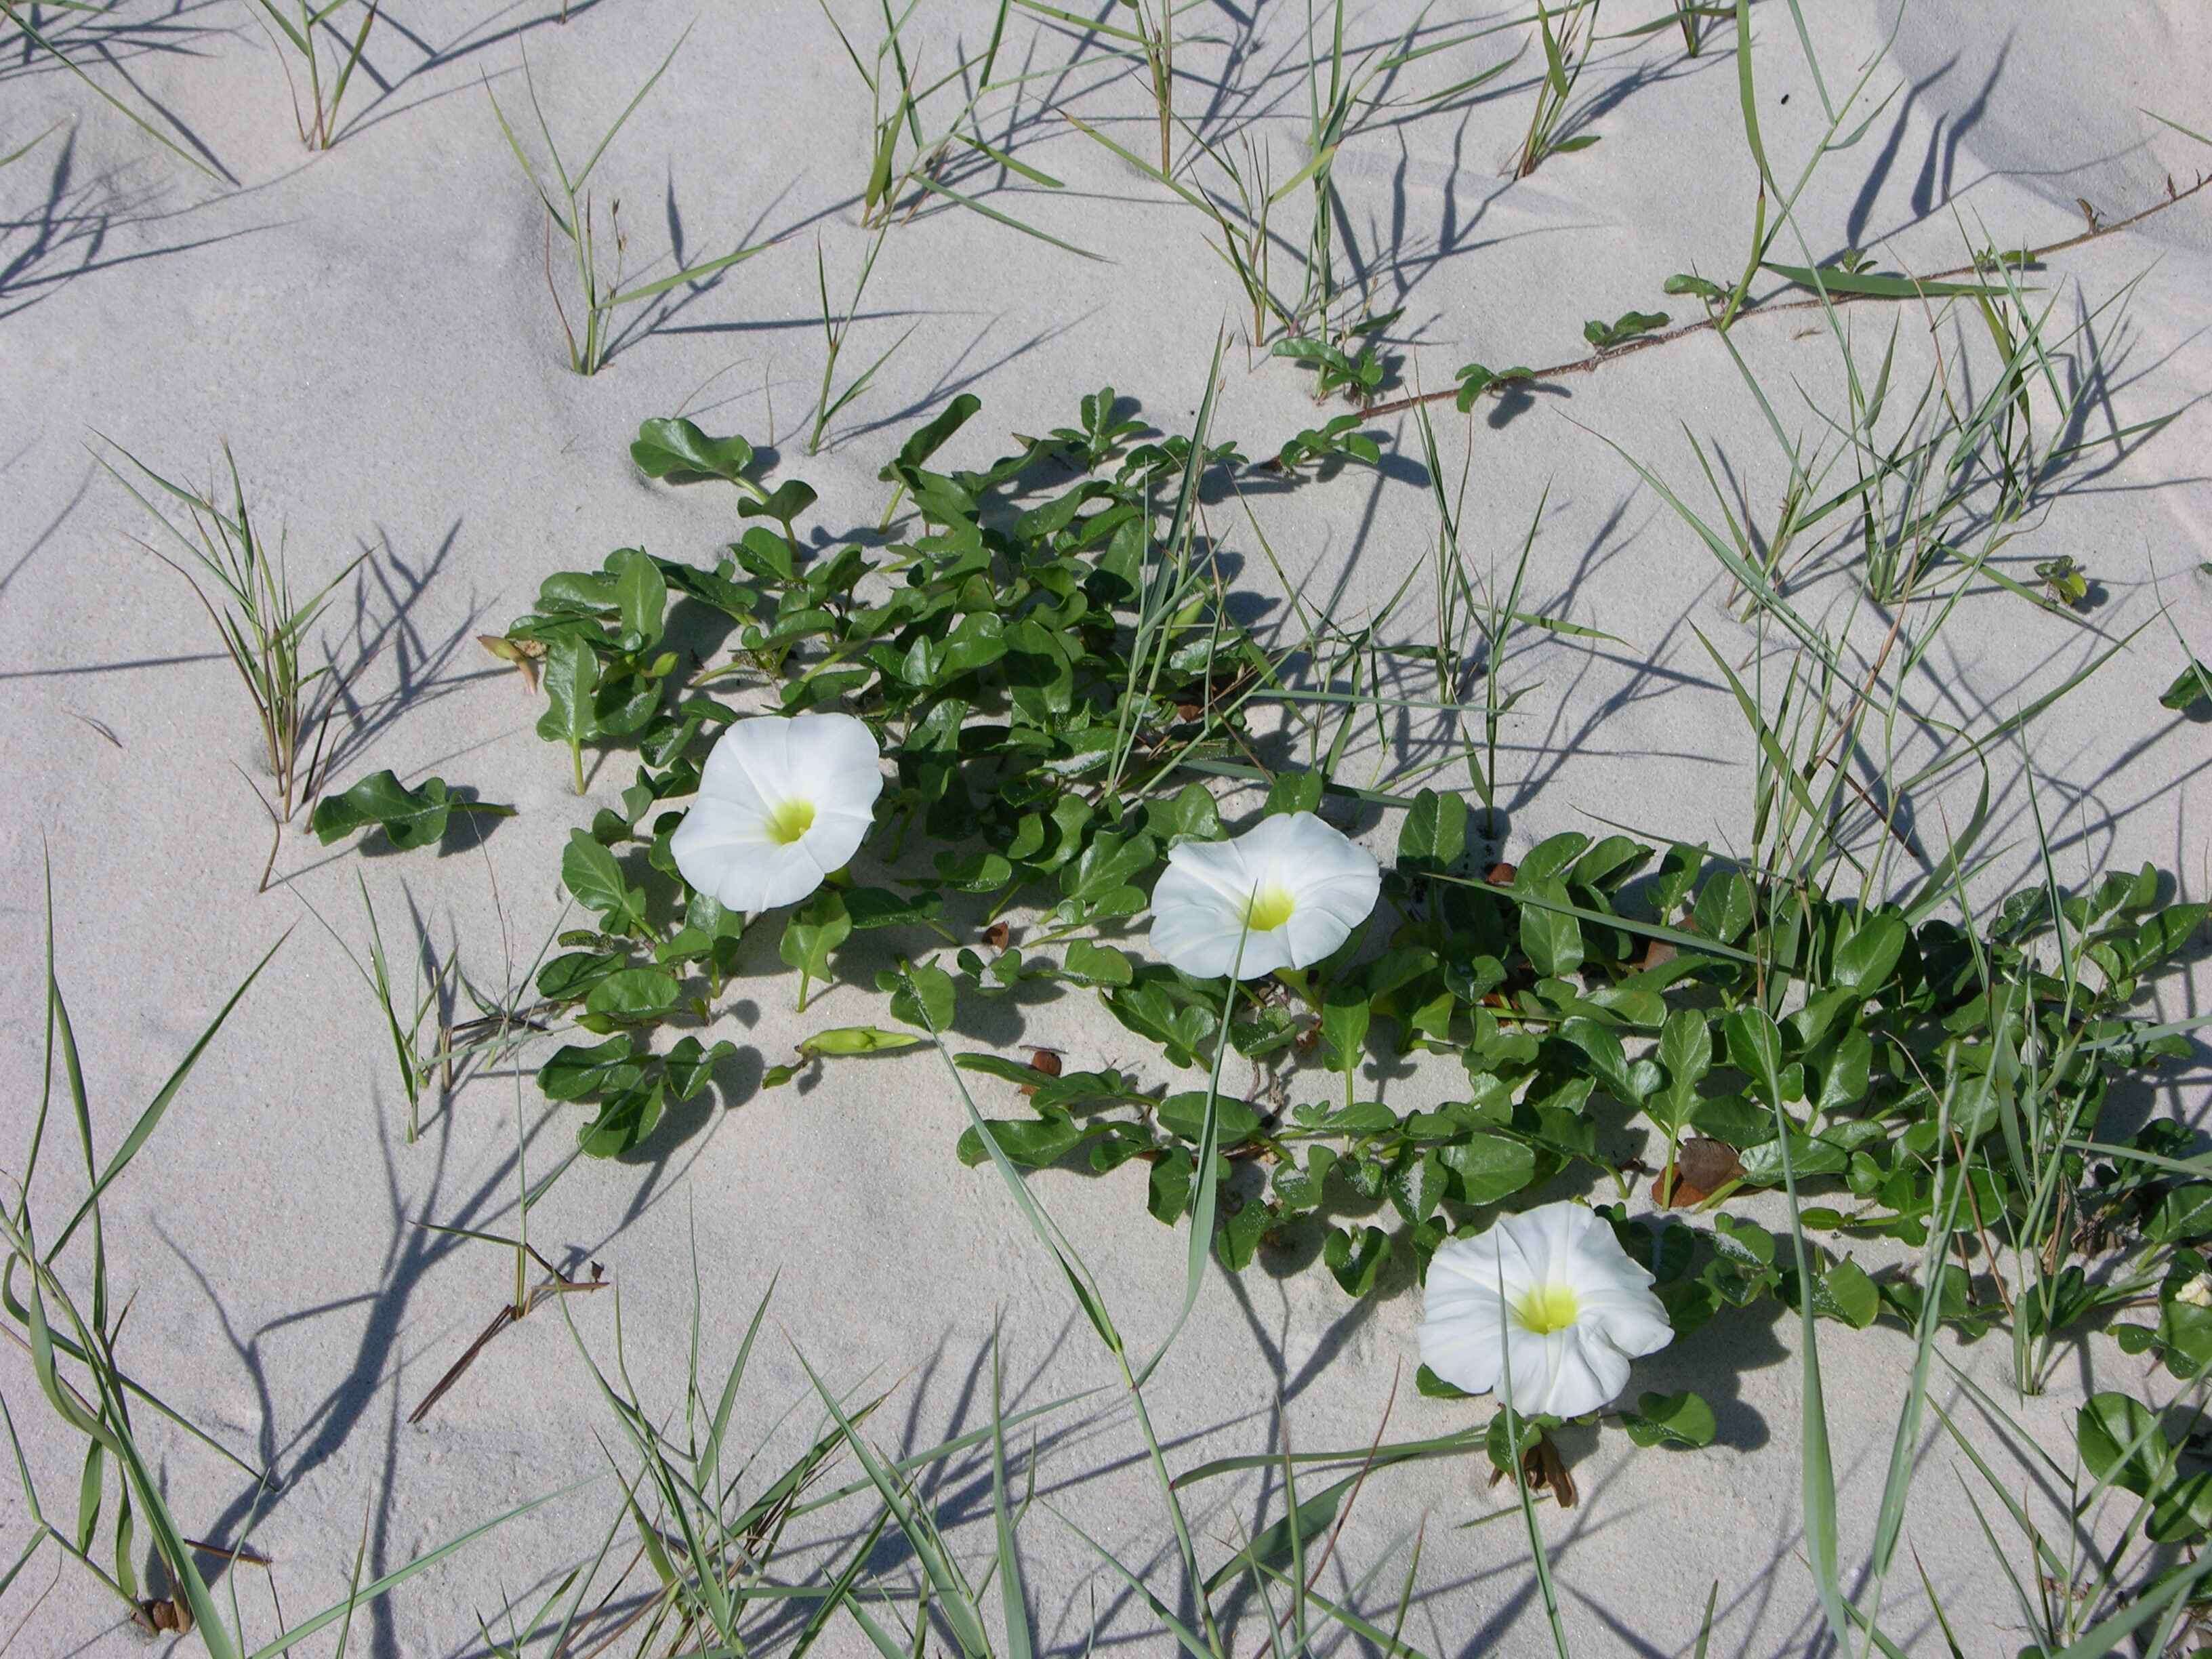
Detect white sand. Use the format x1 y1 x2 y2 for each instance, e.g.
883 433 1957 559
4 1 2209 1652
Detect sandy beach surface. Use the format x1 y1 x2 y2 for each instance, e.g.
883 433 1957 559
4 1 2209 1652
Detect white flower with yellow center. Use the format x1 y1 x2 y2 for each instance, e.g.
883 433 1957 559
1418 1201 1673 1419
1147 811 1381 980
671 712 884 913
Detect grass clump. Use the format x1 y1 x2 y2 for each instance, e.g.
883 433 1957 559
816 0 1096 258
1 876 571 1647
806 220 910 454
489 31 775 375
244 0 377 150
1514 0 1601 178
97 441 366 888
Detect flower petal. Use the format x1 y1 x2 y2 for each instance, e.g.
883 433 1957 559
725 840 830 911
1417 1279 1507 1395
1149 864 1248 979
697 713 796 805
1278 901 1354 968
1416 1202 1673 1417
1160 835 1260 908
1521 1327 1629 1418
674 798 830 912
798 806 872 878
679 714 884 912
1147 814 1376 980
1427 1230 1538 1301
792 712 886 813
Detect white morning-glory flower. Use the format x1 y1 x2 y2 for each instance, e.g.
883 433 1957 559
1418 1201 1673 1419
671 712 883 913
1147 811 1380 979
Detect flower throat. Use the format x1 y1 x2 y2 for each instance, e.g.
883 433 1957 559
765 798 816 845
1245 884 1296 932
1514 1282 1580 1335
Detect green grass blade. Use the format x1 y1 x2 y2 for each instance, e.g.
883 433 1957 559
792 1346 992 1658
605 236 779 308
0 1 223 180
907 172 1103 261
47 933 288 1263
244 1479 592 1659
988 1324 1034 1659
575 25 693 190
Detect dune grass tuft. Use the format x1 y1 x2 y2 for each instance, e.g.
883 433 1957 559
96 441 367 888
243 0 377 150
488 31 776 375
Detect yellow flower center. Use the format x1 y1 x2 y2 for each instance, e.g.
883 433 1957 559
1513 1282 1580 1335
764 797 817 846
1244 884 1297 932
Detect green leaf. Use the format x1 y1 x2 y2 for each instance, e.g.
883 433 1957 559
1437 1135 1539 1206
957 1113 1090 1168
1062 940 1134 987
1144 782 1223 844
1663 272 1726 302
737 479 820 527
1148 1146 1194 1224
663 1036 733 1100
1453 362 1534 411
1103 981 1215 1067
1415 1363 1474 1399
1812 1258 1879 1328
2146 1186 2212 1245
1398 788 1469 872
845 887 943 929
1723 1008 1785 1101
578 1082 665 1157
1519 881 1584 978
1321 988 1370 1074
1711 1214 1776 1269
1561 1017 1646 1107
883 392 982 478
583 967 680 1023
1658 1008 1713 1094
1831 913 1906 994
610 546 668 646
1324 1225 1391 1295
798 1025 922 1057
2158 660 2211 713
310 771 513 850
631 416 755 483
1739 1131 1847 1185
561 831 644 933
1622 1391 1715 1449
1694 872 1754 943
537 636 602 787
2077 1391 2173 1499
538 1036 641 1101
1266 770 1324 816
885 960 956 1030
779 893 853 983
1584 309 1670 350
1059 829 1157 905
1517 833 1590 884
1214 1200 1269 1271
1156 1091 1262 1143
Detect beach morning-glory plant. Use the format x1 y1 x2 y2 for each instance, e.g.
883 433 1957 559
1418 1202 1674 1418
491 396 2211 1459
1148 811 1380 979
672 712 884 912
